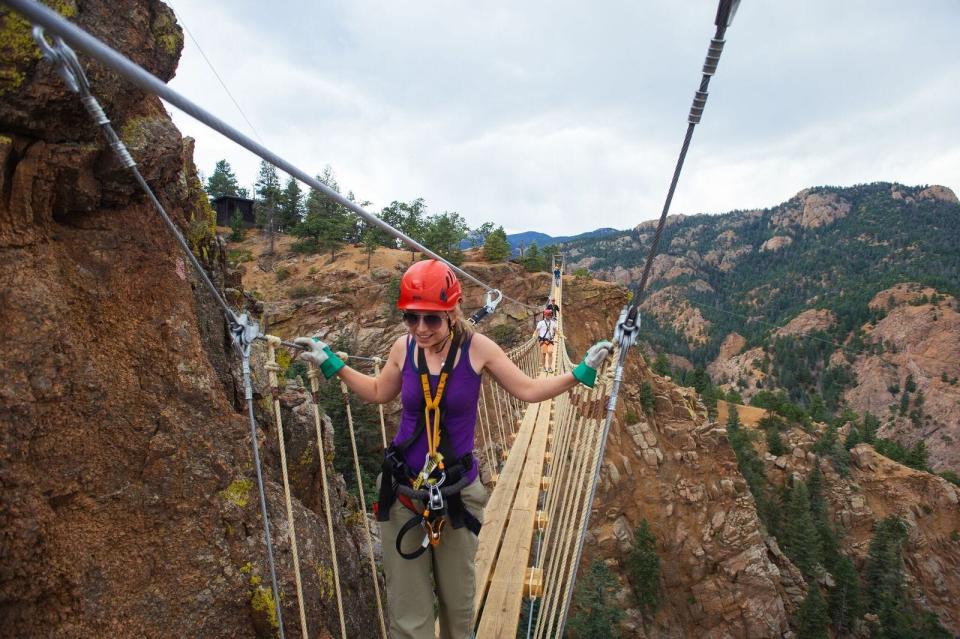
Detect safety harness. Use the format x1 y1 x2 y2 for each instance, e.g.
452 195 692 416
375 332 481 560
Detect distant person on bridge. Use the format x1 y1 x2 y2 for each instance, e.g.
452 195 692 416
536 308 559 373
545 297 560 316
294 259 611 639
553 266 561 285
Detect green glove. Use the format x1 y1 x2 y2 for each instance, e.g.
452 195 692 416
294 337 346 380
571 340 614 388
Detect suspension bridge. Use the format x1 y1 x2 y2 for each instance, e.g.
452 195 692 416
2 0 741 635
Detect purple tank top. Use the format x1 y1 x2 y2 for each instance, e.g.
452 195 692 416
394 335 482 484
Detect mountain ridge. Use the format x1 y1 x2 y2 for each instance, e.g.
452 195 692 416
563 182 960 471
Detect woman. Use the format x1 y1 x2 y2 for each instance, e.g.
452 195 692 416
295 259 611 639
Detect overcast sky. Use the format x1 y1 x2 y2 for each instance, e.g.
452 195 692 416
165 1 959 236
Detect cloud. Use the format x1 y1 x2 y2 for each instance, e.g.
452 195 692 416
166 0 960 236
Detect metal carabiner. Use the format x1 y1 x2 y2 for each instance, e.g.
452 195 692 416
31 26 89 95
484 289 503 314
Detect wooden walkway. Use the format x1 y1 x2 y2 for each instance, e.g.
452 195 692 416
473 395 553 637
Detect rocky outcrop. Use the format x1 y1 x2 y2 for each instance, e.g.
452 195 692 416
773 309 836 338
586 369 800 638
717 332 746 361
918 185 959 204
759 235 792 252
640 287 711 347
0 3 379 636
771 190 852 230
845 285 960 471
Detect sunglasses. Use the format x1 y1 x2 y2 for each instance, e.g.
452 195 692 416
402 311 446 330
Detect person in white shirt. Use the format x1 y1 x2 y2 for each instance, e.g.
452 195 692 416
535 308 559 373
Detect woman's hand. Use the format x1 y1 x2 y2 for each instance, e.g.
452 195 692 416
571 340 614 388
294 337 345 379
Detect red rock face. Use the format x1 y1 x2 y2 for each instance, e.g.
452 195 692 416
0 2 379 636
845 286 960 472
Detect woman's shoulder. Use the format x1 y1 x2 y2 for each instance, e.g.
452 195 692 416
389 334 410 367
468 332 500 365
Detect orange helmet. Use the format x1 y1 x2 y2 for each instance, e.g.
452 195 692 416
397 259 463 311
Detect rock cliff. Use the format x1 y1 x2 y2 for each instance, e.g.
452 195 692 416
0 2 378 636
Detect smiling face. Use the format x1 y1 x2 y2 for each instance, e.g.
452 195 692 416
403 310 453 350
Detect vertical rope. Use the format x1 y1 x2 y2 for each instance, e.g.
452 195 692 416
264 337 309 638
478 386 497 477
336 370 389 639
372 358 388 449
491 382 508 454
551 359 616 637
305 367 348 639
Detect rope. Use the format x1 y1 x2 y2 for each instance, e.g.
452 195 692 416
305 367 348 639
335 370 389 639
264 337 310 638
478 386 497 477
372 358 388 448
7 0 540 312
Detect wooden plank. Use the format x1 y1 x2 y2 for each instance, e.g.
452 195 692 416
475 398 553 639
472 401 541 621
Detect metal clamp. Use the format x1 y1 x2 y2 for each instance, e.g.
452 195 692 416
468 289 504 325
427 483 445 512
613 304 641 351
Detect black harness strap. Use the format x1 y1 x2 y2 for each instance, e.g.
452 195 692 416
376 331 484 559
377 333 461 521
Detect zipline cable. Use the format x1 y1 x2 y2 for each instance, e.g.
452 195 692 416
556 2 741 637
5 0 539 312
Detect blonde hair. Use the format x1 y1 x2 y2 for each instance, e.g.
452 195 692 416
448 304 475 338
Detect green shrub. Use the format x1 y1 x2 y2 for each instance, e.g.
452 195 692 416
626 519 660 614
639 382 655 415
227 249 254 266
288 284 317 299
568 560 623 638
275 267 291 282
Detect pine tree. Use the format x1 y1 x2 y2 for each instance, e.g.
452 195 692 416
229 210 244 242
766 425 786 456
295 166 351 261
639 382 655 415
467 221 495 248
253 160 282 226
421 211 469 265
205 159 241 198
905 441 928 471
783 481 822 580
726 401 742 430
862 412 880 443
652 353 671 376
522 242 542 272
277 177 304 232
626 519 660 614
567 560 623 638
828 555 861 635
483 226 511 262
865 516 908 628
904 374 917 393
795 585 829 639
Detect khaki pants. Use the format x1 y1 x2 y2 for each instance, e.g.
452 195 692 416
379 476 488 639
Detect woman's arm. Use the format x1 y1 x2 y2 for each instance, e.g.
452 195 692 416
472 333 579 403
331 336 406 404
